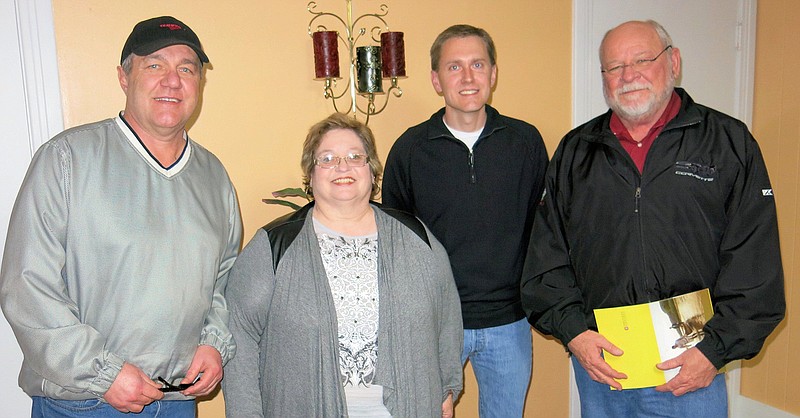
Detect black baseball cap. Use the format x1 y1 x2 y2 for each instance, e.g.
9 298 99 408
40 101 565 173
121 16 209 65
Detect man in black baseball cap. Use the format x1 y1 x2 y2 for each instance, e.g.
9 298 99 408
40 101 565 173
121 16 209 64
2 15 241 418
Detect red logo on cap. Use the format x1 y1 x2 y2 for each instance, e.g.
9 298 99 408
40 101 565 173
160 23 183 31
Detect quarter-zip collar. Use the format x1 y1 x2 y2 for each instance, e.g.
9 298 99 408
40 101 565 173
422 104 510 184
578 88 703 146
425 104 508 144
569 88 706 188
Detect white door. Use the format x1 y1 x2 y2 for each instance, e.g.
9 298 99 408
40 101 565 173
0 1 62 415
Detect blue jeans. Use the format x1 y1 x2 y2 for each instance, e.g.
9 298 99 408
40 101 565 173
31 397 195 418
572 356 727 418
461 317 532 418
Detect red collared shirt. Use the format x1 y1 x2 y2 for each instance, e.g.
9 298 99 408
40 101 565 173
610 91 681 173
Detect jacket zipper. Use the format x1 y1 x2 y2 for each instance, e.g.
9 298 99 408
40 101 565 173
469 151 476 183
634 183 654 299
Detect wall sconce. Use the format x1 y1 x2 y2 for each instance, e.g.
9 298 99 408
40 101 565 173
308 0 406 124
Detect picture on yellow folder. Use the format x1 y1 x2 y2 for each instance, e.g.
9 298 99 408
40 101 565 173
593 288 716 390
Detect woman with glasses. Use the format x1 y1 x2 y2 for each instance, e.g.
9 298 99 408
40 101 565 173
223 113 463 418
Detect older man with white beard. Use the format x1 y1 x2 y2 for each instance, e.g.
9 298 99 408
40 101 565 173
520 20 785 418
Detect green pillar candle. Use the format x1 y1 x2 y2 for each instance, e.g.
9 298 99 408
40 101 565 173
356 46 383 93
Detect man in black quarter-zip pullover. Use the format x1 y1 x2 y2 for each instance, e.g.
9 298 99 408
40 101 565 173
383 24 548 418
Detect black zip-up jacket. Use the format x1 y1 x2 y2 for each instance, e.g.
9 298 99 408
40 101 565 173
521 88 785 369
383 105 548 329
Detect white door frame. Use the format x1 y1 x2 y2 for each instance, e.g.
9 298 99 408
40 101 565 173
0 1 63 415
12 0 63 150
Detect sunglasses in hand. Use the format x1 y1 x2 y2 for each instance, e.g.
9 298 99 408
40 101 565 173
157 376 195 392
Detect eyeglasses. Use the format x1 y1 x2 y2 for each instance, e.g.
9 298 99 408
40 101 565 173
157 376 195 393
314 153 369 169
601 45 672 77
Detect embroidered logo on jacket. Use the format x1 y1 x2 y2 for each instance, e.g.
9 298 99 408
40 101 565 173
674 161 716 182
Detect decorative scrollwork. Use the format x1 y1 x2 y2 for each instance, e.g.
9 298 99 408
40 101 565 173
307 0 403 123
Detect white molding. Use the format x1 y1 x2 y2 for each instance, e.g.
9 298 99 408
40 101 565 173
723 0 757 412
735 396 799 418
568 360 580 418
727 361 744 417
571 0 593 130
734 0 757 128
728 362 798 418
1 1 62 415
14 0 63 154
570 2 591 416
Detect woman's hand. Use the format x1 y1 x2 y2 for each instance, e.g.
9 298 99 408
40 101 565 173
442 392 454 418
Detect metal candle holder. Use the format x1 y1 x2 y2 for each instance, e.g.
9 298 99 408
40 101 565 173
308 0 405 124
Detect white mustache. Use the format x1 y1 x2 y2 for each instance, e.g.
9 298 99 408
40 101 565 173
617 82 652 95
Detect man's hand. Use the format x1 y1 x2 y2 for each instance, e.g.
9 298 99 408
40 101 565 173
655 347 717 396
103 363 163 413
568 330 627 390
442 393 454 418
180 345 223 397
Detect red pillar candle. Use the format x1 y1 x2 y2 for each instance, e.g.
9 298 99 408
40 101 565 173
312 31 340 79
380 31 406 77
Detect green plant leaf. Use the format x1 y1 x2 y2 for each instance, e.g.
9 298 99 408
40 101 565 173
271 187 309 200
261 198 303 210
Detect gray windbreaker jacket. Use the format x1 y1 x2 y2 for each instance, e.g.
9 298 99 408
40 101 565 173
0 116 242 399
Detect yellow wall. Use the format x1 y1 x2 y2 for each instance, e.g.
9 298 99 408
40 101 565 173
742 1 800 414
51 1 571 417
48 0 800 416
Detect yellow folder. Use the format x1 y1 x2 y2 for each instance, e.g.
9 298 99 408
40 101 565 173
593 289 714 389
